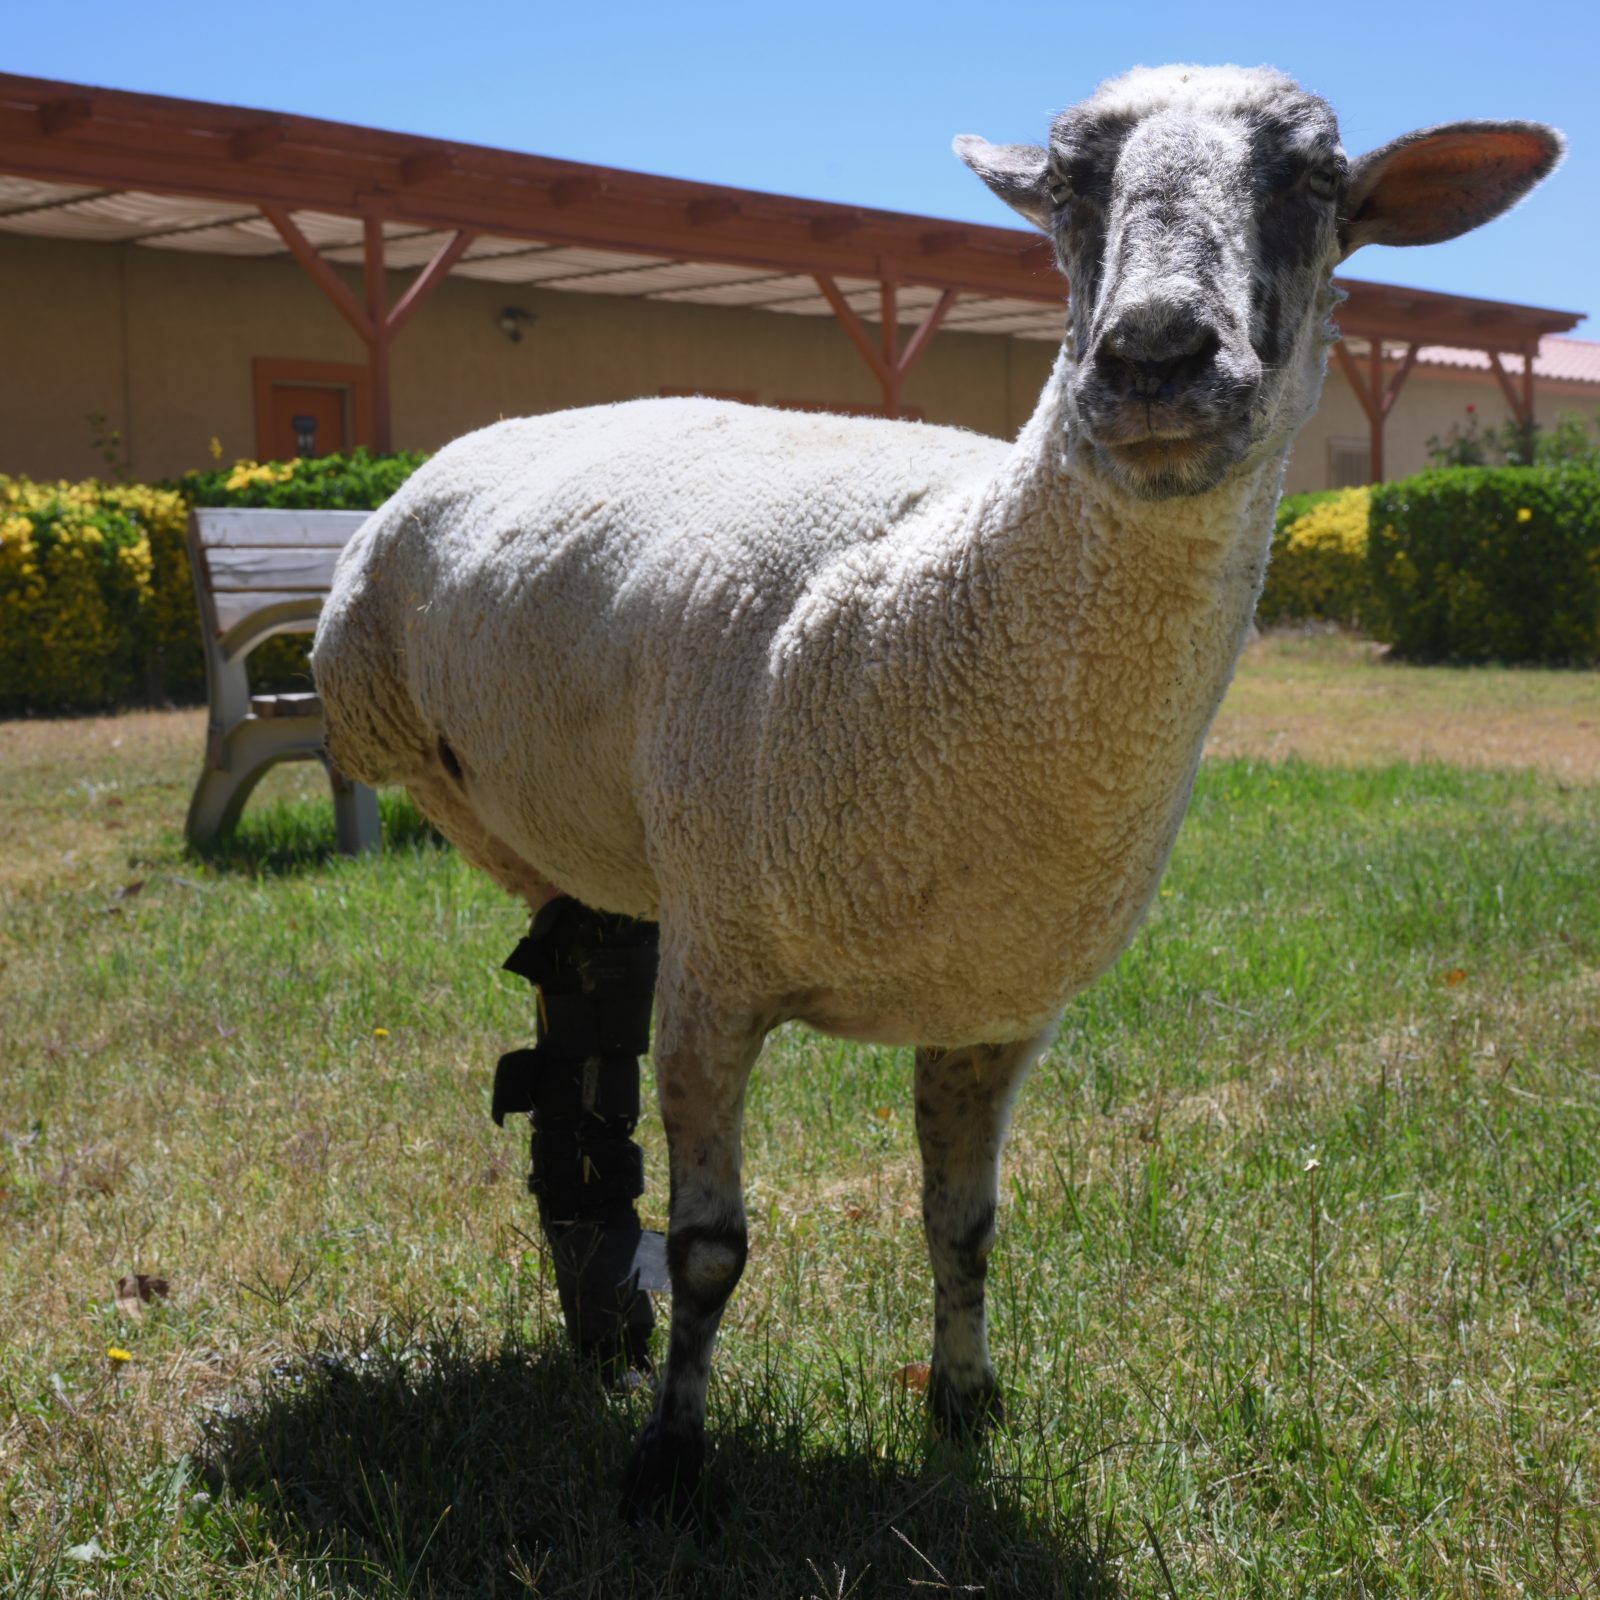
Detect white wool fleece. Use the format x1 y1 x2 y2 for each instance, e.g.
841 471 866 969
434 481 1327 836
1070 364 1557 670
313 357 1279 1049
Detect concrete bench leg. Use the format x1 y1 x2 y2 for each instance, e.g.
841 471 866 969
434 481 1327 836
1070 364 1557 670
185 715 380 854
329 763 381 855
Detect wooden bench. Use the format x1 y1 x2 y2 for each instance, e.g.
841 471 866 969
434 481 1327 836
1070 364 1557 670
185 506 380 853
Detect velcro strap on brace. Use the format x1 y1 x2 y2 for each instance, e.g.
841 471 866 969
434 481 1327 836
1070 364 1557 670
492 1046 642 1127
531 1130 645 1213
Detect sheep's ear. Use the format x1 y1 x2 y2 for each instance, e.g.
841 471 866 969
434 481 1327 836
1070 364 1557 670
1339 121 1564 258
954 135 1052 231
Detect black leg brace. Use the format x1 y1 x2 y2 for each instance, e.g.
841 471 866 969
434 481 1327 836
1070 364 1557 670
494 897 660 1373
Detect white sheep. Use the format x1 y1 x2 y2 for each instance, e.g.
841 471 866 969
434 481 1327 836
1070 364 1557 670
311 64 1561 1511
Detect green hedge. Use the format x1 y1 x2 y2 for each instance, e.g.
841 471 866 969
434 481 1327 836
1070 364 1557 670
178 448 427 510
1369 466 1600 664
0 452 425 716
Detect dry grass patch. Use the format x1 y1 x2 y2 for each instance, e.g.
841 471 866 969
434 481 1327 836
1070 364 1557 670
1208 629 1600 781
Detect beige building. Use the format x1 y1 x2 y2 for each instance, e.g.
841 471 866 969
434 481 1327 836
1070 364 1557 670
1 74 1593 488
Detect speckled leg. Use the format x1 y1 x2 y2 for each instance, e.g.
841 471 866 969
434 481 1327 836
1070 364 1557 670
914 1026 1054 1434
620 956 767 1520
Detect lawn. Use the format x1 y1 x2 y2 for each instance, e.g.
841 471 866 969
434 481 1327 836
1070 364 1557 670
2 635 1598 1598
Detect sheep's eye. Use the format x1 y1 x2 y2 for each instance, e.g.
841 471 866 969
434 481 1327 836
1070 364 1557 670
1307 166 1340 200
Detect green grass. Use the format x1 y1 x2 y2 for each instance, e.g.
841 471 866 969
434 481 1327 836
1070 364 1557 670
2 741 1598 1596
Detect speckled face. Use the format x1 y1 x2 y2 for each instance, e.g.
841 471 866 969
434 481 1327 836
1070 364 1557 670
1046 68 1346 498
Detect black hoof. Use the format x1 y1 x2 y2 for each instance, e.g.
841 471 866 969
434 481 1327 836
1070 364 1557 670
929 1369 1006 1440
619 1419 706 1527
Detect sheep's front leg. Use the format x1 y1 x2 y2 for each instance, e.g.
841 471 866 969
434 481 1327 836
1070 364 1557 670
621 956 767 1518
914 1027 1054 1433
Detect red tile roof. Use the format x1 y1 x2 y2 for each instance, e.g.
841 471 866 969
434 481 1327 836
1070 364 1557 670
1418 335 1600 387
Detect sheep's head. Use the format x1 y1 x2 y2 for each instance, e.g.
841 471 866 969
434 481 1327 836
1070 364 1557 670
957 66 1563 500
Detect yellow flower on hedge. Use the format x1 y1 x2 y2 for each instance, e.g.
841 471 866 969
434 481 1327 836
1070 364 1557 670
209 436 223 462
1517 507 1533 523
1259 486 1372 627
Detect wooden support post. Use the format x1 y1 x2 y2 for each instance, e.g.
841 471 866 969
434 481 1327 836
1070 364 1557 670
1521 342 1536 426
263 207 477 455
1383 343 1420 419
880 280 900 416
364 217 392 453
1333 337 1389 484
815 275 960 419
1367 336 1385 483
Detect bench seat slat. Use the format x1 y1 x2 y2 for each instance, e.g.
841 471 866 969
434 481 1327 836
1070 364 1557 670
213 590 326 638
205 545 344 592
194 507 370 548
250 692 323 719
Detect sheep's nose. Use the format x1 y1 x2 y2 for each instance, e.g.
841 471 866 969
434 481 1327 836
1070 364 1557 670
1095 309 1221 399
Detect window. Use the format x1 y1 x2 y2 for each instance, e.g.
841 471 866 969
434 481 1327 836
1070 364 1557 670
1327 437 1370 489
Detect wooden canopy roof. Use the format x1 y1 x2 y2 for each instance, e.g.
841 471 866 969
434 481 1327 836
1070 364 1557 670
0 71 1585 467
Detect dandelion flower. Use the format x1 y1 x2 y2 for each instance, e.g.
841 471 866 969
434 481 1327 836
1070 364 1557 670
107 1346 132 1363
373 1026 390 1038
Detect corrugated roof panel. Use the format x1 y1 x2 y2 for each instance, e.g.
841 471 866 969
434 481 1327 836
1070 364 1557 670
323 229 464 269
0 189 263 242
0 176 104 214
653 271 820 308
461 233 560 261
533 260 797 298
944 295 1063 324
232 209 364 250
453 246 667 284
138 222 286 256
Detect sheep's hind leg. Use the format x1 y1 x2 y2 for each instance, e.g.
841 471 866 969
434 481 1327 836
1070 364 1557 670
620 958 766 1521
914 1026 1054 1435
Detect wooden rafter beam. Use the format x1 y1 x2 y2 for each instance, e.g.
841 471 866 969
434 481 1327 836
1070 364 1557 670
231 123 285 162
1332 338 1378 425
814 275 962 416
399 150 452 187
687 197 740 227
813 273 894 390
896 287 960 378
38 98 91 136
260 203 373 343
1 73 1580 351
0 96 1069 302
549 176 600 209
810 213 861 243
386 228 477 338
1382 342 1420 419
1487 351 1531 425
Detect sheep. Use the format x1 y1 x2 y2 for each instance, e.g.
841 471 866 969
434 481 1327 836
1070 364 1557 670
310 64 1562 1512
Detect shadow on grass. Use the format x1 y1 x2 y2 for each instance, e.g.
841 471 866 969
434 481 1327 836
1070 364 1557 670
191 791 444 878
202 1318 1119 1599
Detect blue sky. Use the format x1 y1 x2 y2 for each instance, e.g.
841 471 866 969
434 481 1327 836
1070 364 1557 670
10 0 1596 325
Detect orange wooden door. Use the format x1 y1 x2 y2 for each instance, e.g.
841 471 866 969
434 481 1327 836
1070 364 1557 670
264 383 349 461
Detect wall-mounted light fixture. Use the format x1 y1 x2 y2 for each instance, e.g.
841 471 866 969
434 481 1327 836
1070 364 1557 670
497 306 537 343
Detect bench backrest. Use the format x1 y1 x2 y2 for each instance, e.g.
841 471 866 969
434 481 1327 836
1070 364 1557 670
190 507 370 662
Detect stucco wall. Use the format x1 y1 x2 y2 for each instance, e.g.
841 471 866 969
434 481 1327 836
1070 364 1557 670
1284 361 1599 495
0 234 1058 481
0 231 1590 487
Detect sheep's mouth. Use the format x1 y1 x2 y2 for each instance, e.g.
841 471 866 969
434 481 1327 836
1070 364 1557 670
1095 426 1247 500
